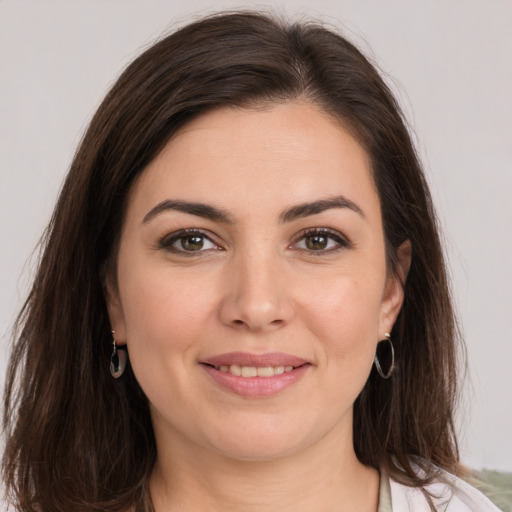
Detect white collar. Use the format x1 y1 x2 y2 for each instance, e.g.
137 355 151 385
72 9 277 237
388 466 502 511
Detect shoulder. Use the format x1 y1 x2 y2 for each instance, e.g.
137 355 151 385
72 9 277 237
389 466 503 512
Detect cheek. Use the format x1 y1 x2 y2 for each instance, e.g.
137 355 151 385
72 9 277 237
119 257 218 334
296 272 384 363
117 265 222 416
116 259 220 380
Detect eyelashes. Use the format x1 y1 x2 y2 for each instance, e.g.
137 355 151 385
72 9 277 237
159 229 221 255
158 227 350 256
293 228 350 253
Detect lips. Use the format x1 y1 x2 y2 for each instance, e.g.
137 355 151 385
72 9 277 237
202 351 308 368
200 352 310 397
215 364 296 378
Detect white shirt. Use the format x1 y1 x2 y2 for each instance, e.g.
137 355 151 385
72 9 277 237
382 467 503 511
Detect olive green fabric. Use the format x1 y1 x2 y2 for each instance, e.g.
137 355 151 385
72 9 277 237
465 470 512 512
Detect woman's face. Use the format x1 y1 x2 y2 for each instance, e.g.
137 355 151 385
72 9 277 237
107 102 405 461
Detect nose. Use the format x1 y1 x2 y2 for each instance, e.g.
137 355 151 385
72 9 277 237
218 250 294 333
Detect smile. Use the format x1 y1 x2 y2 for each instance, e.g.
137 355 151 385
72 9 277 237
200 352 311 397
215 364 296 377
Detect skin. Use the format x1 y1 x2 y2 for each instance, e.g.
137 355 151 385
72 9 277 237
107 101 410 512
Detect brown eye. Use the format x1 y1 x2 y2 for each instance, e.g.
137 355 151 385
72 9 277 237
293 229 348 253
181 234 205 251
305 234 329 250
160 230 218 253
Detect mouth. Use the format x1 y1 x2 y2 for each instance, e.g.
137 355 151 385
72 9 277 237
204 363 303 378
200 352 311 397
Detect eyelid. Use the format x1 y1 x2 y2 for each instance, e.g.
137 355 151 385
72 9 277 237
291 227 350 252
158 228 222 254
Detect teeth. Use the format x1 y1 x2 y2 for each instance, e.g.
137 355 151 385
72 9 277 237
216 364 296 377
229 364 242 376
242 366 258 377
257 366 274 377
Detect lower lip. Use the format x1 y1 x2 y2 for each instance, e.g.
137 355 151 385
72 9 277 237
201 364 310 398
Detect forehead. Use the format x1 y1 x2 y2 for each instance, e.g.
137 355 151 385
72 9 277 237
126 102 379 222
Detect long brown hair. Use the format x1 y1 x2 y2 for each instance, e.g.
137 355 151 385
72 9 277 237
2 11 461 511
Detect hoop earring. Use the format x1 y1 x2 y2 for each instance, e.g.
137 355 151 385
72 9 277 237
110 331 127 379
374 333 395 379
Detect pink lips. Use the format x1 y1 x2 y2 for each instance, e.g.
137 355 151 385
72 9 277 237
200 352 310 398
203 352 308 368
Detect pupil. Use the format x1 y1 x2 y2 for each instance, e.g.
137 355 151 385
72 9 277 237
182 235 203 251
306 234 327 250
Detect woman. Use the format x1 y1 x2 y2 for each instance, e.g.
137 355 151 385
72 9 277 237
1 11 501 512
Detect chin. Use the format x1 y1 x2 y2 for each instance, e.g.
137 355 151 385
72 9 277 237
203 416 320 462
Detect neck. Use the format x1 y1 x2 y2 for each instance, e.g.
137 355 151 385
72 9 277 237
149 425 380 512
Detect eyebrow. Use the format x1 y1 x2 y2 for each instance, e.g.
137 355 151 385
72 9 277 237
279 195 365 223
142 195 365 225
142 200 235 224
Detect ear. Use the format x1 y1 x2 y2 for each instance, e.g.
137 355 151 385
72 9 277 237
104 277 128 345
378 240 412 335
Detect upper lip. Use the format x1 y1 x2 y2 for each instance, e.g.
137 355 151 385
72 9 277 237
201 352 309 368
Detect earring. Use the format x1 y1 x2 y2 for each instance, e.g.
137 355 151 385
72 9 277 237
110 331 127 378
374 332 395 379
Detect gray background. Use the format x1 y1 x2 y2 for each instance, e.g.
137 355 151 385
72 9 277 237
1 0 511 471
